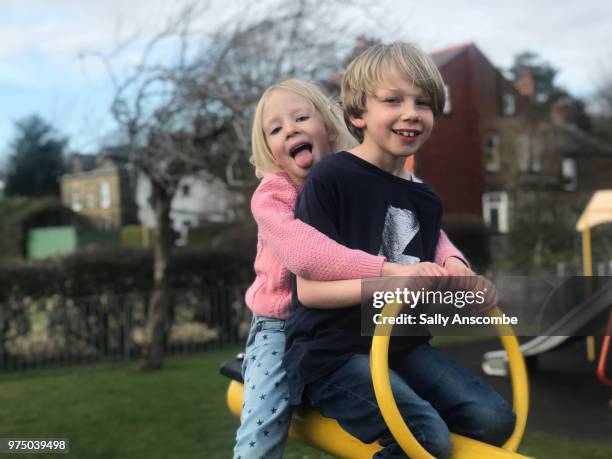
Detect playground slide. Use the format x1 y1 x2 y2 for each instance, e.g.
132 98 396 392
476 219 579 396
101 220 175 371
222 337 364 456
483 278 612 376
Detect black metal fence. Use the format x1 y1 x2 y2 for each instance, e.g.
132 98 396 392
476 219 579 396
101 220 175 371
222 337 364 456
0 285 252 372
556 259 612 276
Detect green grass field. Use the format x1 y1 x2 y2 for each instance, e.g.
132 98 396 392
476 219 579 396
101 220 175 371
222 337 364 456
1 348 611 459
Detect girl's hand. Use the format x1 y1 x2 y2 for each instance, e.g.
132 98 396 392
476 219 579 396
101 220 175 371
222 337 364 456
382 261 448 277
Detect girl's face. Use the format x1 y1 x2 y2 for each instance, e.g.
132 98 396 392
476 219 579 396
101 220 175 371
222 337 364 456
262 89 337 186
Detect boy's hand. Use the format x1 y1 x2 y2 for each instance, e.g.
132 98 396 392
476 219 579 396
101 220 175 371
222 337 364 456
437 258 498 312
443 274 499 312
442 256 474 276
472 275 499 312
382 262 449 294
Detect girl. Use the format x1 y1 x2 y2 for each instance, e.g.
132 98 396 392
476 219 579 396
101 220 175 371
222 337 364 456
234 79 468 459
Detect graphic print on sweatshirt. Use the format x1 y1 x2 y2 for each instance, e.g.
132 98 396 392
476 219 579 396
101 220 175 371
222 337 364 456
377 204 422 264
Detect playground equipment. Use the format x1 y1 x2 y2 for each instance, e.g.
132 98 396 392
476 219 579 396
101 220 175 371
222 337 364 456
577 190 612 387
222 303 530 458
482 190 612 387
482 280 612 377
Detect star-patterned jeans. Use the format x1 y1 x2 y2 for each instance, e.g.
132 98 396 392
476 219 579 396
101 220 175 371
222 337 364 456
303 344 515 459
233 316 292 459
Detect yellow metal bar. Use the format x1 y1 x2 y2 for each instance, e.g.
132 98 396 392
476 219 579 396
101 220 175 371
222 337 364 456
587 336 596 362
370 301 432 458
582 229 592 277
581 229 596 362
493 310 529 452
371 303 530 458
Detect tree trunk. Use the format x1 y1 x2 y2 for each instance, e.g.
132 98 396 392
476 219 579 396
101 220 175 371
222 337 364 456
0 304 7 370
141 180 174 370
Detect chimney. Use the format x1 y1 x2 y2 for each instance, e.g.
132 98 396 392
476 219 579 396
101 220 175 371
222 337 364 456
514 67 535 100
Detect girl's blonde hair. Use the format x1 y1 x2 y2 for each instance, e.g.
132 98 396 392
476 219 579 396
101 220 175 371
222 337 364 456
250 79 357 178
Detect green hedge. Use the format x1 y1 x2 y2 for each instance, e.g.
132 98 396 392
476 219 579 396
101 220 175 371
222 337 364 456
0 246 254 301
120 225 158 247
186 220 257 256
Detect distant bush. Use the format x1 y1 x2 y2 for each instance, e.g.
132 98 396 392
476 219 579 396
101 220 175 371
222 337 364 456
186 220 257 258
120 225 158 248
0 246 254 301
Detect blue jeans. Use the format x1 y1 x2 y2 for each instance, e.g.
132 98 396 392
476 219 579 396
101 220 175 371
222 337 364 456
233 316 292 459
303 344 515 459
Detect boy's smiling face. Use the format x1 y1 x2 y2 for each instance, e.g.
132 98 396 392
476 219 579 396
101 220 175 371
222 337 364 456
262 88 337 186
349 68 434 173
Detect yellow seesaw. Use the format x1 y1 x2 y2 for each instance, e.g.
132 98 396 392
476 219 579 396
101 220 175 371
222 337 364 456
226 304 530 458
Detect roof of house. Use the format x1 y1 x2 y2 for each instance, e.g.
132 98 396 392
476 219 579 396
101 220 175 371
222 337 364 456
557 124 612 157
430 42 472 68
62 145 132 180
66 153 96 172
99 145 131 163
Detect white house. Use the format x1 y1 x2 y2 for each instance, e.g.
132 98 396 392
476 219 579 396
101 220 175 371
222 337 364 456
136 172 242 245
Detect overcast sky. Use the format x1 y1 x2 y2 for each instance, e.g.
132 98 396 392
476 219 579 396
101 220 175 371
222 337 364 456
1 0 611 163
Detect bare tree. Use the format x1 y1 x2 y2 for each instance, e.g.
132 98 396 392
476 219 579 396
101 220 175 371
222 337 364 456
593 65 612 142
82 0 371 369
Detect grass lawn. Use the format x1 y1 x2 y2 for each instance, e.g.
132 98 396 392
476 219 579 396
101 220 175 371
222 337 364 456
1 348 611 459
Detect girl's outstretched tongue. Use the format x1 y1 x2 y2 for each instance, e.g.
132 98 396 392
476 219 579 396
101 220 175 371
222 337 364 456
294 149 313 168
291 143 313 168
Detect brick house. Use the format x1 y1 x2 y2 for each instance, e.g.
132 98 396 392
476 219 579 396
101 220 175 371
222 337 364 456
550 99 612 195
60 147 137 229
415 43 530 226
412 43 612 265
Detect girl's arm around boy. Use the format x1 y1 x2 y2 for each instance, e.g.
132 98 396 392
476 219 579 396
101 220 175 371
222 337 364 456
251 173 385 280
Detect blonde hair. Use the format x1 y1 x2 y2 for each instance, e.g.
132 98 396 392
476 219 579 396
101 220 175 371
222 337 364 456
341 42 446 142
250 79 357 178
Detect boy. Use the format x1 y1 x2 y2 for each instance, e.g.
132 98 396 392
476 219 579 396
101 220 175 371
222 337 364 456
283 43 515 459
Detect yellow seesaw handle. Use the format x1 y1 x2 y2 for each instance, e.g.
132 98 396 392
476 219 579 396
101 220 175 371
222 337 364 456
370 303 530 459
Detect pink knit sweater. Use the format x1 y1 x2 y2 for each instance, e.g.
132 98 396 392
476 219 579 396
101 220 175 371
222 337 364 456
245 171 468 319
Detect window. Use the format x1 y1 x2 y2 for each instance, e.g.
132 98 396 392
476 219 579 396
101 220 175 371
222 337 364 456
99 181 111 209
516 134 530 172
85 192 95 209
484 132 501 172
182 184 191 197
71 188 81 211
531 138 542 172
482 192 509 233
502 94 516 115
95 219 112 230
562 158 577 191
443 84 452 114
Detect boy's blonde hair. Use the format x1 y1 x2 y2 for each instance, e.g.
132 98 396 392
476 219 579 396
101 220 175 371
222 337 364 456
250 79 357 178
341 42 446 142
